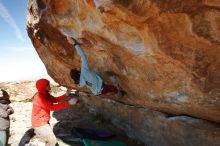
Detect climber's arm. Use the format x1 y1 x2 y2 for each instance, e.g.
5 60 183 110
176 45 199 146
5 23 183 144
67 36 90 70
74 44 90 71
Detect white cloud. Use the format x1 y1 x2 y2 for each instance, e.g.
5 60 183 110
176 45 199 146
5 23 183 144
10 46 34 52
0 2 24 41
0 60 48 82
0 46 49 82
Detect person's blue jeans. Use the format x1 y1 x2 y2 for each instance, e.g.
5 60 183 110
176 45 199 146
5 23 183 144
0 130 7 146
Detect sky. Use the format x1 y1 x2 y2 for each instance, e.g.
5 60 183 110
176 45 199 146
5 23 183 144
0 0 50 82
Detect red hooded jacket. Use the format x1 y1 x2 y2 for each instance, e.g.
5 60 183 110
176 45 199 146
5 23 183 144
31 79 69 127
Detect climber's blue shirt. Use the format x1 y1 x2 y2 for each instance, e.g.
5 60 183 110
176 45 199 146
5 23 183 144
74 44 103 95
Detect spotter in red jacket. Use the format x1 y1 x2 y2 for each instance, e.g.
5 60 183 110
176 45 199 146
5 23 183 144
31 79 69 127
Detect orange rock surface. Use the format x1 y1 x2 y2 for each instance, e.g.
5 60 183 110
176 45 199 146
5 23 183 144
27 0 220 123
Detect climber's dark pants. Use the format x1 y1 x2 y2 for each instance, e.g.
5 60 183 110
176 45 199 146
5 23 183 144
101 83 118 95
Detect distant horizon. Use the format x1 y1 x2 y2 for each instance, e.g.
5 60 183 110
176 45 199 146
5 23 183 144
0 51 53 83
0 43 50 82
0 74 52 83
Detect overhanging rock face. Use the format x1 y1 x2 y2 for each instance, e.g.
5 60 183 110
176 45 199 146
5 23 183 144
27 0 220 145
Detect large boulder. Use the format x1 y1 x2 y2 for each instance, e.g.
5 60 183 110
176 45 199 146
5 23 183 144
26 0 220 145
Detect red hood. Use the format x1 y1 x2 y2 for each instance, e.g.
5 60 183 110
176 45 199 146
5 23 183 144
36 79 49 94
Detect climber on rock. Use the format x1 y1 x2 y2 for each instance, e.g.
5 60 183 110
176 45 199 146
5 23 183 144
67 36 121 96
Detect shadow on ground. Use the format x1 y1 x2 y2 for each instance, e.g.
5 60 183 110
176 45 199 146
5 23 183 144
52 97 145 146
